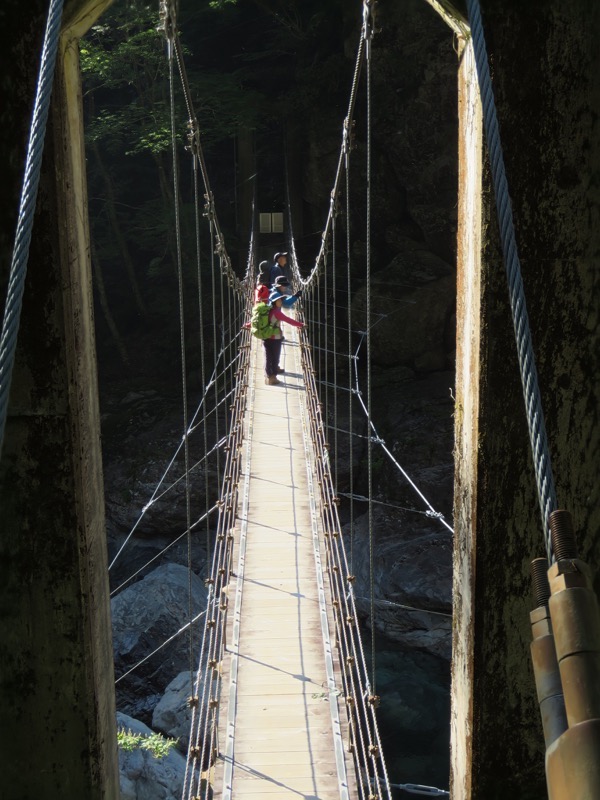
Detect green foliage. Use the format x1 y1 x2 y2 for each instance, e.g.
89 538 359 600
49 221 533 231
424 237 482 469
117 727 177 759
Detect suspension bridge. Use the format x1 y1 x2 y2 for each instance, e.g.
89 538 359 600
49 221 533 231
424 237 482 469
2 0 600 799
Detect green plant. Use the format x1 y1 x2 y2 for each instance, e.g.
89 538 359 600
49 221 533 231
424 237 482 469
117 727 177 759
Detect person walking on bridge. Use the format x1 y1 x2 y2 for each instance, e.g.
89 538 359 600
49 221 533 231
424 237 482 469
264 292 304 385
269 276 302 309
270 252 288 286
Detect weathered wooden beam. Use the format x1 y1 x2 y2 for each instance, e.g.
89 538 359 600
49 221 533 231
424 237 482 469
0 1 118 796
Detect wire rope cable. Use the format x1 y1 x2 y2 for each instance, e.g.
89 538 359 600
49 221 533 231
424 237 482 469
364 0 377 694
166 41 195 688
0 0 65 457
466 0 558 561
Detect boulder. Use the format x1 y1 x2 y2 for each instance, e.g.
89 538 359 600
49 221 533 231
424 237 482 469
112 563 208 722
117 712 188 800
344 509 452 660
153 670 206 751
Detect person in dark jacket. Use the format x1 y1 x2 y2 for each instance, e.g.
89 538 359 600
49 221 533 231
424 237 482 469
270 252 288 286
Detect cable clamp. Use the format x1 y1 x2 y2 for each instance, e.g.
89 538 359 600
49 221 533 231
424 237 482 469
186 118 200 154
203 192 216 221
158 0 177 42
342 117 350 155
363 0 377 42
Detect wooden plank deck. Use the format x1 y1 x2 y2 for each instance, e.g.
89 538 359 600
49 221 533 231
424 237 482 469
213 325 356 800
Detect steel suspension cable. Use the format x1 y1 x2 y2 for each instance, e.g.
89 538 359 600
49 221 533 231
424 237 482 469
364 0 376 694
345 145 355 573
166 33 195 691
192 149 212 560
332 210 339 490
0 0 65 456
324 250 330 447
466 0 558 562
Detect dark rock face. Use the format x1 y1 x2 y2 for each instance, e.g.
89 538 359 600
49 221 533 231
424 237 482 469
117 712 187 800
351 242 455 370
348 509 452 660
152 671 202 751
112 564 208 722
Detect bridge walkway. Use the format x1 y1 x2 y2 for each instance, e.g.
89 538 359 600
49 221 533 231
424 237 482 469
213 326 357 800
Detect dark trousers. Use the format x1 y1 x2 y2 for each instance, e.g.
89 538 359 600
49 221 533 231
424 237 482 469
263 338 283 377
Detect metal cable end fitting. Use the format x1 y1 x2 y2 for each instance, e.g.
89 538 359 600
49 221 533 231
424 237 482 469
549 509 577 561
531 557 551 608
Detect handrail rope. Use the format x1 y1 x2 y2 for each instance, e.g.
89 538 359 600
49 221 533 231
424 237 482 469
301 330 392 799
294 292 392 798
466 0 557 561
184 344 250 798
185 388 246 793
0 0 65 457
182 239 255 800
297 325 375 799
184 415 243 796
109 505 219 598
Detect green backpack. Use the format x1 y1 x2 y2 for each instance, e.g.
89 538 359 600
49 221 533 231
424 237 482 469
250 302 279 339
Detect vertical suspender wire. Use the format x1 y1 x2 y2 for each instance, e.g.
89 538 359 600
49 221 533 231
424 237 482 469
324 250 329 448
226 264 234 423
192 147 211 562
332 209 339 490
466 0 557 562
317 271 323 402
167 39 194 690
218 255 228 442
364 1 376 694
209 219 221 488
345 139 355 574
0 0 64 456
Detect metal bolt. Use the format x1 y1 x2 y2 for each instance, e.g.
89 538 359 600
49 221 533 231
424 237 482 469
549 509 578 561
531 557 551 607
